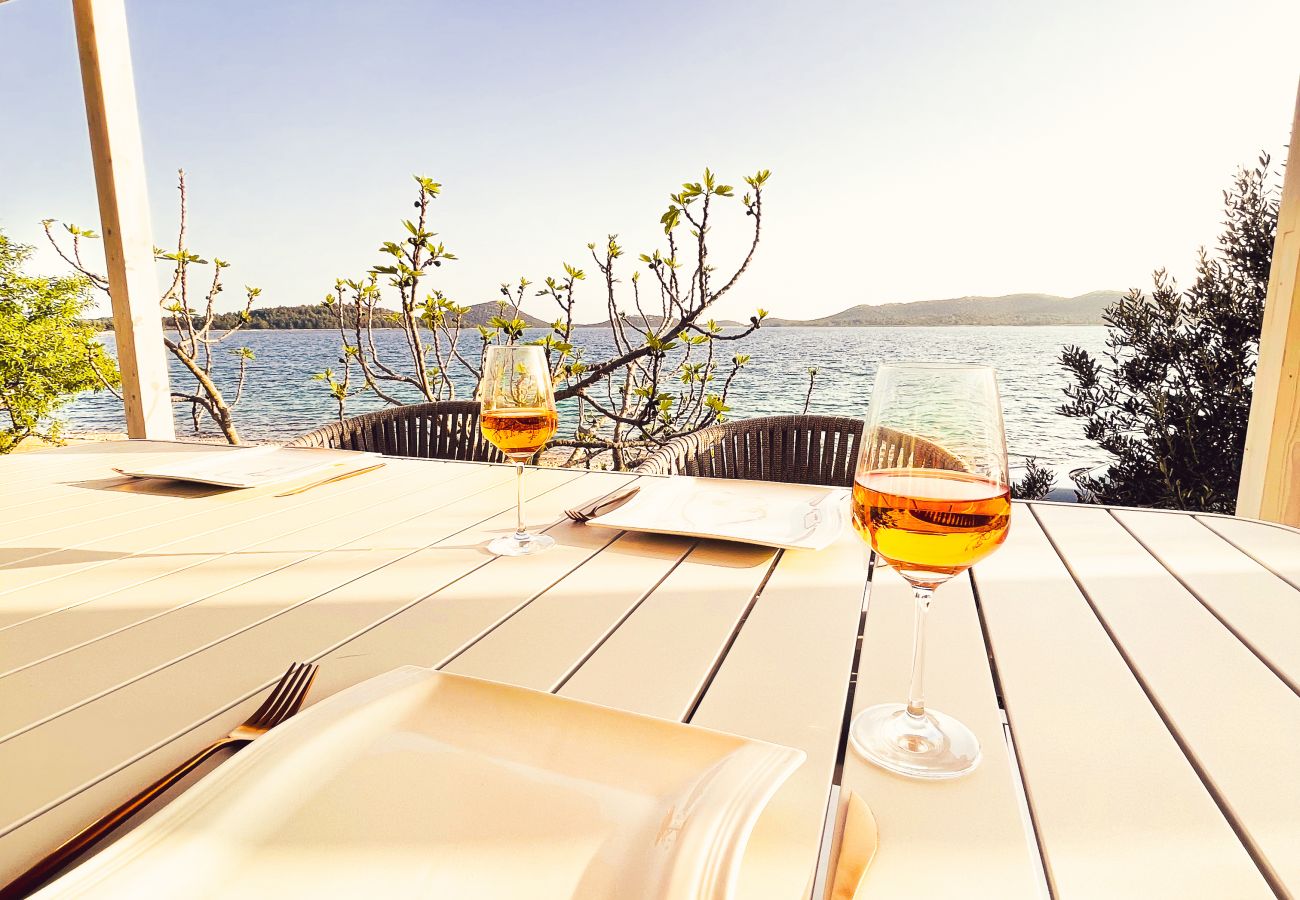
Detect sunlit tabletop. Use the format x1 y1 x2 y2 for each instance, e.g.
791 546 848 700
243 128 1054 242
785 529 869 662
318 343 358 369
2 441 1298 897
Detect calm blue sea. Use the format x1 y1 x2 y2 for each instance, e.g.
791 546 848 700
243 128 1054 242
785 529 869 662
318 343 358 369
64 325 1111 479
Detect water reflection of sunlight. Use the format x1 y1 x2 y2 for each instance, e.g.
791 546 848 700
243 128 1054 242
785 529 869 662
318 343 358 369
69 327 1113 475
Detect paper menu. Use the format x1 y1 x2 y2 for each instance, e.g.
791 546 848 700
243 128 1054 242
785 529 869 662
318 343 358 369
113 446 379 489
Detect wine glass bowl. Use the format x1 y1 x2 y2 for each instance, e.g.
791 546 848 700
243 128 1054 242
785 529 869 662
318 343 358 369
478 345 559 556
849 364 1010 779
480 407 559 461
851 468 1011 585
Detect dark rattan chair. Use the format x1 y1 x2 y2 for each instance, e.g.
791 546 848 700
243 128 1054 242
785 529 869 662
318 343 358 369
635 415 963 487
285 401 506 463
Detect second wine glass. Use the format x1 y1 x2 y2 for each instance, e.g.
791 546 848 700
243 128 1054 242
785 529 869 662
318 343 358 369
478 345 559 557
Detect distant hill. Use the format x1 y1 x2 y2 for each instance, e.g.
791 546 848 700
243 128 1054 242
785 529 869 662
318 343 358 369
458 302 550 328
764 291 1122 327
575 314 744 330
90 301 551 331
87 292 1121 331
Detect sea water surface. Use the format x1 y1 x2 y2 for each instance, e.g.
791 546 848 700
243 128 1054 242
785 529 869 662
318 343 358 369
64 326 1110 478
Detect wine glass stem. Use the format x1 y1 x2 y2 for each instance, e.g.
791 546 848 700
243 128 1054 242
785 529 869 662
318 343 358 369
514 463 527 541
906 586 934 719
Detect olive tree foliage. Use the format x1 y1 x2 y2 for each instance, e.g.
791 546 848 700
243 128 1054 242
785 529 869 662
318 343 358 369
1059 155 1278 511
1010 456 1055 500
0 231 119 452
45 170 261 444
317 168 773 469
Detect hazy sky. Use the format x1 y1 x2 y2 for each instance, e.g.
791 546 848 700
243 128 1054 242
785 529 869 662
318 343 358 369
2 0 1297 321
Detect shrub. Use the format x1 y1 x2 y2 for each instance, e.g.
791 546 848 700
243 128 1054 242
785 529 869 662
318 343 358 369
0 230 119 452
1059 155 1279 511
1010 457 1055 501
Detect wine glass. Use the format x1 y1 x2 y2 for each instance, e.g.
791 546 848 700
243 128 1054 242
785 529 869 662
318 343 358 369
849 363 1011 779
478 345 559 557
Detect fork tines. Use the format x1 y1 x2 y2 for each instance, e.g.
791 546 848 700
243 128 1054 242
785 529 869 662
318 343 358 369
564 486 640 523
249 662 318 729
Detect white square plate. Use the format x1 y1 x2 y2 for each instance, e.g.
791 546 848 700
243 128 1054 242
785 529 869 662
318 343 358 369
38 668 804 900
587 477 849 550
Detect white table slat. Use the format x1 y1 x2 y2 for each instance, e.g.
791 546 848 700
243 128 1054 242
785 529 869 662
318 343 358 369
1196 514 1300 591
1114 508 1300 692
443 529 695 690
3 462 137 501
1035 503 1300 893
0 465 521 735
1 480 230 558
1 465 398 588
1 468 250 538
0 468 589 837
2 450 118 483
4 476 190 530
0 464 478 671
308 477 649 706
0 461 448 628
556 540 779 720
285 479 644 711
839 558 1044 898
977 505 1273 898
689 529 867 900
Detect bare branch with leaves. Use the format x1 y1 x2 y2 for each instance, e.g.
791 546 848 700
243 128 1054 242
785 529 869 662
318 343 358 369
318 168 777 469
45 169 262 443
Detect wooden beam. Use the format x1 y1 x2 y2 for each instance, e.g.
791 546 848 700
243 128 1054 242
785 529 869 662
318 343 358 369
72 0 173 440
1238 80 1300 526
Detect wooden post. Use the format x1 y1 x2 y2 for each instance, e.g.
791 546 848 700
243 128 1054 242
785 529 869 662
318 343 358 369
72 0 174 440
1238 79 1300 526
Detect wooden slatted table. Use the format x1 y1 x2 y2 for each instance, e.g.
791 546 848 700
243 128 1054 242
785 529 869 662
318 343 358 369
2 441 1298 898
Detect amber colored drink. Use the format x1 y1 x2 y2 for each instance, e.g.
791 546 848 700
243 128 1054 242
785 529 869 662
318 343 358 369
852 468 1011 584
480 407 558 459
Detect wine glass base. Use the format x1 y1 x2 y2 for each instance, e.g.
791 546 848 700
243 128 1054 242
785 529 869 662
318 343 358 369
849 703 981 780
487 533 555 557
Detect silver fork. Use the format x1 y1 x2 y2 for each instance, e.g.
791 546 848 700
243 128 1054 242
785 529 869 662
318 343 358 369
564 486 641 523
2 662 319 899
